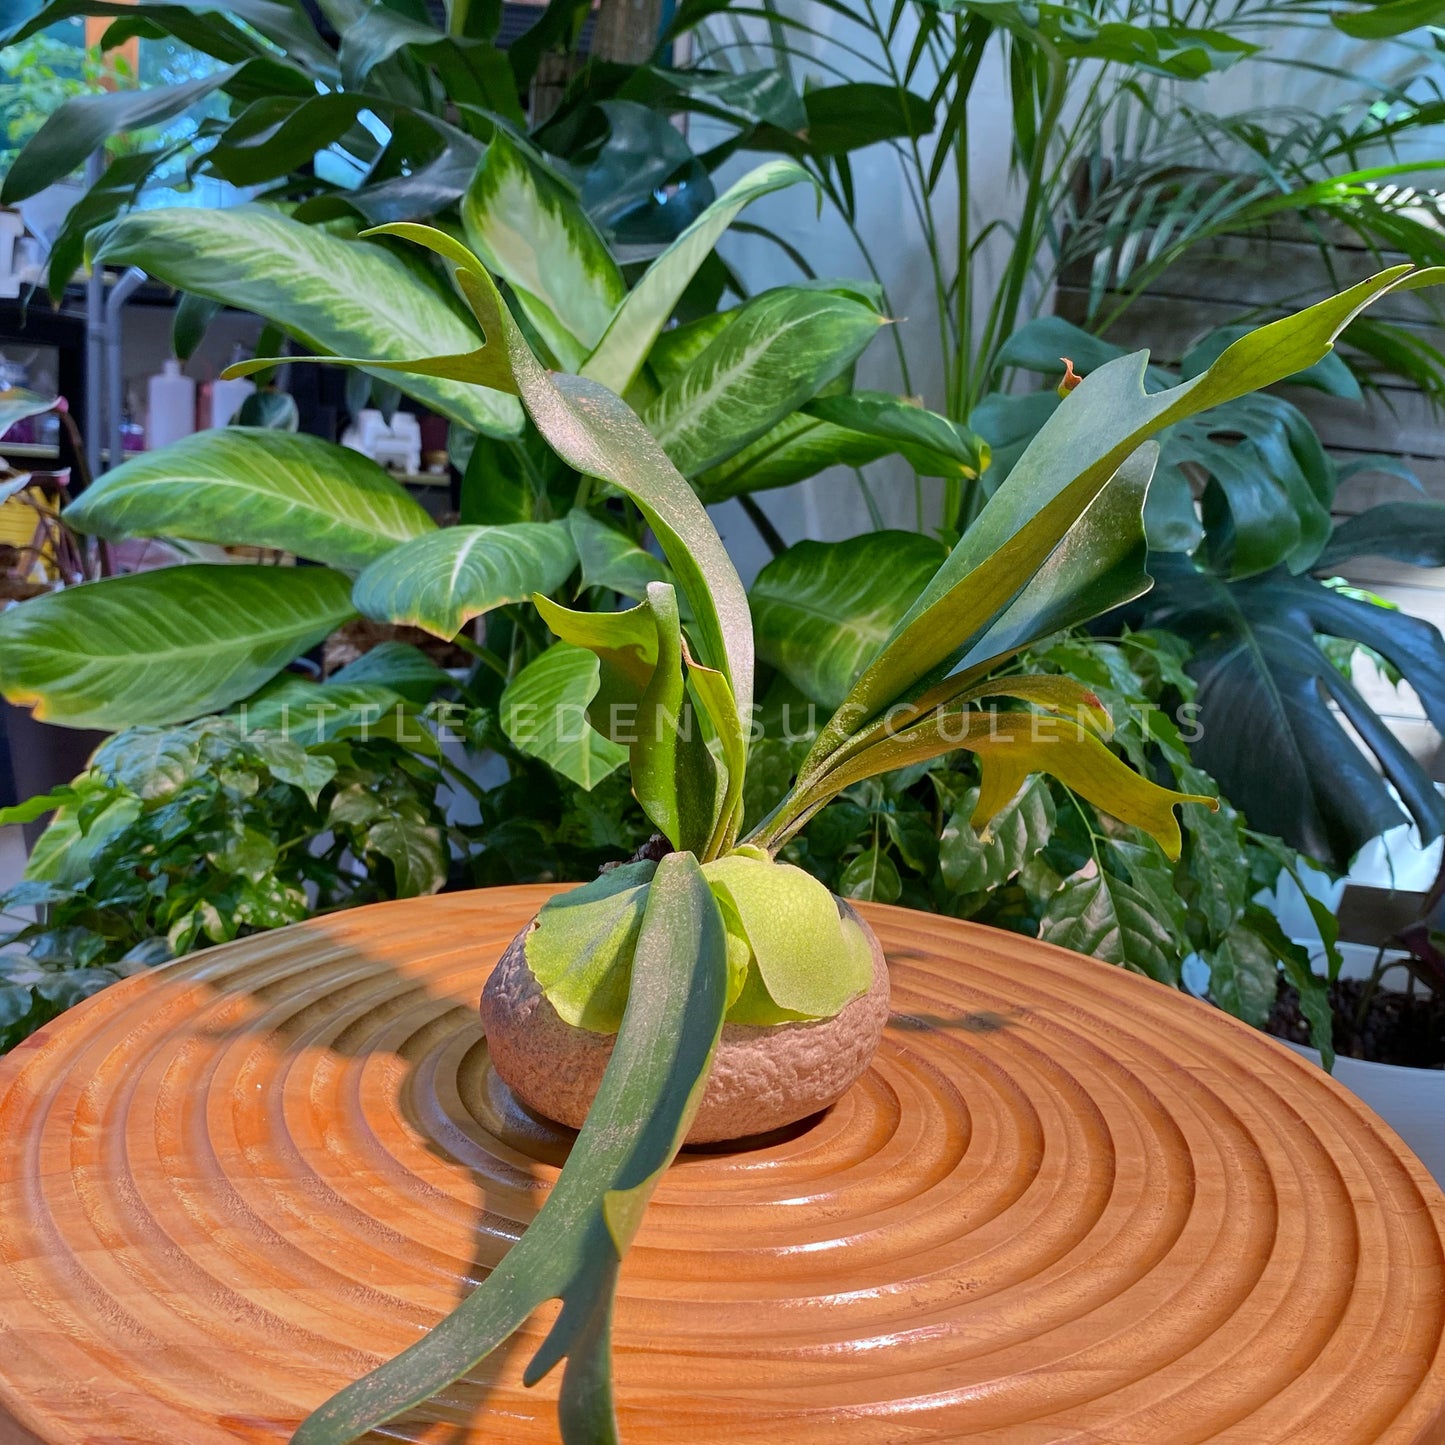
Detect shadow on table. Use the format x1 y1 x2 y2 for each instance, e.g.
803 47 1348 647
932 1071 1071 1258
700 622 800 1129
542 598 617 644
186 893 830 1443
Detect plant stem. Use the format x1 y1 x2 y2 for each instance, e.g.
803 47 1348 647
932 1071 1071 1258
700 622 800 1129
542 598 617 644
738 493 786 556
451 633 510 680
854 468 885 530
971 50 1069 405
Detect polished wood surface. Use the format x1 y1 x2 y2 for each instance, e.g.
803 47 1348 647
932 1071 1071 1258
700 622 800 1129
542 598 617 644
1 887 1442 1444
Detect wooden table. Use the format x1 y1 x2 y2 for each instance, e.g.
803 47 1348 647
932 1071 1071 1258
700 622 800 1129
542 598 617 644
1 887 1442 1444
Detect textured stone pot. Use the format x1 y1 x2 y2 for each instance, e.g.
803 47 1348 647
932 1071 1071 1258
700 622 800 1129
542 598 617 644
480 899 890 1143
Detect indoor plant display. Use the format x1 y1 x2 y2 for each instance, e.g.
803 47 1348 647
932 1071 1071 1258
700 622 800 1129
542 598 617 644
978 314 1445 874
218 219 1438 1439
0 152 986 732
0 701 455 1052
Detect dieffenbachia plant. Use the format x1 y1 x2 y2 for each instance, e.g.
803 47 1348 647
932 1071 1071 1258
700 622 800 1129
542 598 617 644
241 226 1442 1440
0 144 985 734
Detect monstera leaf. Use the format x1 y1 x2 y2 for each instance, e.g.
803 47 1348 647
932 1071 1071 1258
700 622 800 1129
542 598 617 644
1314 501 1445 572
988 315 1345 576
1135 551 1445 870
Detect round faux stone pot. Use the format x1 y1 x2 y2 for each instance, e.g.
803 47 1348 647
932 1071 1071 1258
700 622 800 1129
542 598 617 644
480 898 890 1143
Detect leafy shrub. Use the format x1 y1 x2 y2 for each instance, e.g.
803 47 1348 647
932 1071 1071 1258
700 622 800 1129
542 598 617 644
751 628 1338 1055
0 716 452 1050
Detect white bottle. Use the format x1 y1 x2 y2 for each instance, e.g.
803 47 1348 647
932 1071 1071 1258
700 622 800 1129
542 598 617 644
146 358 196 451
209 343 256 428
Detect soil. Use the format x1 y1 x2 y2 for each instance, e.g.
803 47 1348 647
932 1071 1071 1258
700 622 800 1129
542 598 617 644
1267 977 1445 1070
323 618 474 672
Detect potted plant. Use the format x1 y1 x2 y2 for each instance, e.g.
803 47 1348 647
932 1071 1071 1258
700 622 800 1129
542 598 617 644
1264 865 1445 1182
0 701 456 1053
188 222 1432 1440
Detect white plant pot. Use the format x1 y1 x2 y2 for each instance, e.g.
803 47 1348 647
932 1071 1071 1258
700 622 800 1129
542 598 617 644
1287 1043 1445 1186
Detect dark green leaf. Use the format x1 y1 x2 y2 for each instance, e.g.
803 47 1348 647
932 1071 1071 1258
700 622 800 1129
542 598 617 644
1335 0 1445 37
1137 554 1445 870
1 65 240 203
1241 903 1334 1065
1039 870 1182 985
326 642 448 705
939 778 1053 893
1205 922 1279 1027
798 82 934 154
172 293 221 362
694 410 897 501
1179 788 1249 942
361 812 447 896
233 389 300 430
1315 502 1445 572
568 510 670 601
204 93 365 187
837 846 901 903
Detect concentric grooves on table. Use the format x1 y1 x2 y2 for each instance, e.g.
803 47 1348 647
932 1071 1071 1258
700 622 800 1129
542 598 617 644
0 887 1442 1444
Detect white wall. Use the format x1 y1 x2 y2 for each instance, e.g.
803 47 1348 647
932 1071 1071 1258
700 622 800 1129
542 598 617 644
692 4 1445 582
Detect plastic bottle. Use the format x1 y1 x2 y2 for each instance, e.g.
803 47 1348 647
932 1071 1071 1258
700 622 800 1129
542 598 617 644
209 345 256 428
146 358 195 451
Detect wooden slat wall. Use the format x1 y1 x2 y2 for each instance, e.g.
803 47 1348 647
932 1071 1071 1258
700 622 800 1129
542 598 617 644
1057 227 1445 779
